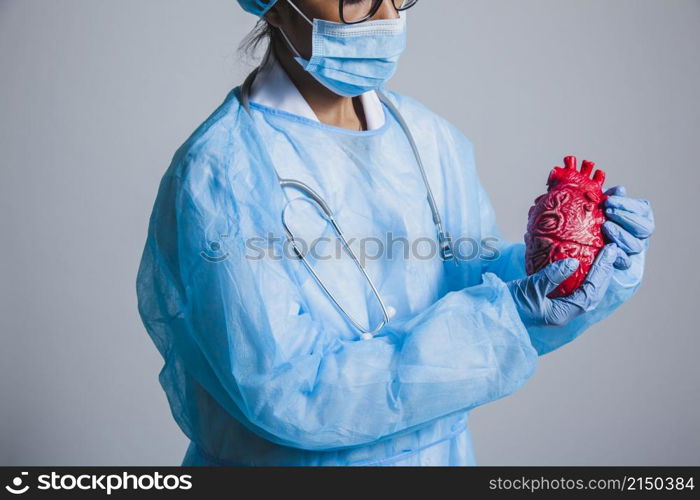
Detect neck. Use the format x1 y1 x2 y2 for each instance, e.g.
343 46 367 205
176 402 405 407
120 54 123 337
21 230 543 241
271 37 367 131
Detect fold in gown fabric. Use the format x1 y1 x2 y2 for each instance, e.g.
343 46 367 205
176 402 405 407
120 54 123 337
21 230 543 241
135 86 644 466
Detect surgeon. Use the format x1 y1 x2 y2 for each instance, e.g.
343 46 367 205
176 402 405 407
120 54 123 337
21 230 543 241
136 0 655 466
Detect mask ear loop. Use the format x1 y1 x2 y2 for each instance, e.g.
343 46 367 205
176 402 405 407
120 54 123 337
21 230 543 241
284 0 313 25
278 0 312 59
276 26 303 59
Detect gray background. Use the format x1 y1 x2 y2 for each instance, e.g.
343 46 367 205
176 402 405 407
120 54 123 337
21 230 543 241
1 0 697 465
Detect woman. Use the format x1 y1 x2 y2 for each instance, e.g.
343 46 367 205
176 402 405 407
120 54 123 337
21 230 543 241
136 0 654 466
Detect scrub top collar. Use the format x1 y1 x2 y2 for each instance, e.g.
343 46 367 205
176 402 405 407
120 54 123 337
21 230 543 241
248 45 386 130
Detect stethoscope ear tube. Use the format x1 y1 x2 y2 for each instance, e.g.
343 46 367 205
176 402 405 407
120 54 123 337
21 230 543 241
280 182 390 337
374 88 455 262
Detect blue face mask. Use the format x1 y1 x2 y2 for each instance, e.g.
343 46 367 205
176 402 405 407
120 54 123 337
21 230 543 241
278 0 407 97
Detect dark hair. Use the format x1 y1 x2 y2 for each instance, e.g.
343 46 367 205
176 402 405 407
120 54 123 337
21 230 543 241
238 18 278 60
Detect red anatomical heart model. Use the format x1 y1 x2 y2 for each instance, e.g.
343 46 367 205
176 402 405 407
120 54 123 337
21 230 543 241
524 156 608 298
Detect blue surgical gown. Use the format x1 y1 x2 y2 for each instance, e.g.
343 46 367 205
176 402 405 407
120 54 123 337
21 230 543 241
135 85 645 466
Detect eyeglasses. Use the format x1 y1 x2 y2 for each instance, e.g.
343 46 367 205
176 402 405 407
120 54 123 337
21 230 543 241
339 0 419 24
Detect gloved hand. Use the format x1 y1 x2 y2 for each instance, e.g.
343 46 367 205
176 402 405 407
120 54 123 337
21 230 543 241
601 185 655 270
507 243 620 327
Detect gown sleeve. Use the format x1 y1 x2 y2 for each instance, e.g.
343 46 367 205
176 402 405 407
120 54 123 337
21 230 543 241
473 157 645 357
136 148 539 452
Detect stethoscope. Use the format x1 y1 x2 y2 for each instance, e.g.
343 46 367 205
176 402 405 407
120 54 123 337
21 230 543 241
239 65 455 339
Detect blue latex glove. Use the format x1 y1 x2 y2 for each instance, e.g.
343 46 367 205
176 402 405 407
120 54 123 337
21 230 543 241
506 243 620 327
601 185 655 270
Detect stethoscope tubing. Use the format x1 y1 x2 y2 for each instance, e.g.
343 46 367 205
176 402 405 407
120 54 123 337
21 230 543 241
238 64 453 338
